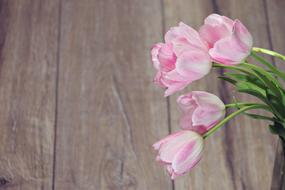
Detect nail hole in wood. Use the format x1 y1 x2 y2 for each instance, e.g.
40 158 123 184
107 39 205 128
0 177 9 186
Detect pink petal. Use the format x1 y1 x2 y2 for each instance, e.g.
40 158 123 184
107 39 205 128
204 14 234 30
179 113 195 130
161 70 190 96
192 91 225 111
171 37 205 56
233 19 253 47
157 43 176 72
165 22 208 51
164 82 188 97
209 20 253 65
152 131 184 150
192 107 225 130
154 71 167 88
199 14 234 47
176 51 212 80
177 93 197 110
151 43 164 70
176 94 197 129
155 71 189 96
158 131 198 163
163 70 189 82
172 135 203 175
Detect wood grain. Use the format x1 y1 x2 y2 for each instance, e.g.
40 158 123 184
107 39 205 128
0 0 59 189
271 140 285 190
53 0 172 189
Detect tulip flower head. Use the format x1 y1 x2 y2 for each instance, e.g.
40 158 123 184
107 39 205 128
151 22 212 96
177 91 225 134
153 130 204 179
199 14 253 65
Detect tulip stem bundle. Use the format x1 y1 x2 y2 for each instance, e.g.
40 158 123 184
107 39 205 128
151 14 285 180
225 102 256 108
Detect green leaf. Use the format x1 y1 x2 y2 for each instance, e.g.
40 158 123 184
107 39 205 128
218 76 237 85
240 63 284 98
251 51 285 82
266 89 285 119
236 81 266 99
225 72 266 89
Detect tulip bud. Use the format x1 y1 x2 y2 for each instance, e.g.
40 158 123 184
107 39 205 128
153 130 203 179
151 22 212 96
199 14 253 65
177 91 225 134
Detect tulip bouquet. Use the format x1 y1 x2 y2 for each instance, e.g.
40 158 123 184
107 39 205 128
151 14 285 179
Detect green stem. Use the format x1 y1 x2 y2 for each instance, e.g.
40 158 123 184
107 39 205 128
252 47 285 62
203 104 268 139
213 63 253 75
225 102 255 108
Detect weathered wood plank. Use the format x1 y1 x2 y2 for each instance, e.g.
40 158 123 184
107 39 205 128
271 140 285 190
163 0 277 189
53 0 172 189
0 0 59 189
264 0 285 189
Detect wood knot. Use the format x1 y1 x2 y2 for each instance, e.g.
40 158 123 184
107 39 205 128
0 177 9 186
103 158 137 189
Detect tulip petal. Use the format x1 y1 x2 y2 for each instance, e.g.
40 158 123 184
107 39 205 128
177 94 197 112
159 131 197 163
164 82 188 97
172 135 203 175
204 14 234 31
192 91 225 111
179 111 195 130
233 19 253 47
154 72 167 88
177 94 197 129
191 91 225 129
157 43 176 72
176 51 212 79
152 131 184 150
199 14 234 47
163 70 189 82
151 43 164 70
171 37 201 56
165 22 208 51
192 107 225 129
161 70 190 96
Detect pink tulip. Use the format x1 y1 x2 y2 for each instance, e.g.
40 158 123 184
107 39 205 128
151 22 212 96
153 130 203 179
177 91 225 134
199 14 253 65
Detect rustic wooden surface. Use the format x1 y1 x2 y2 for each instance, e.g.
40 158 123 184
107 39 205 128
0 0 284 189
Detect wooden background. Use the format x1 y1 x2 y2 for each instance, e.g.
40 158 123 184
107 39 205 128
0 0 284 189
